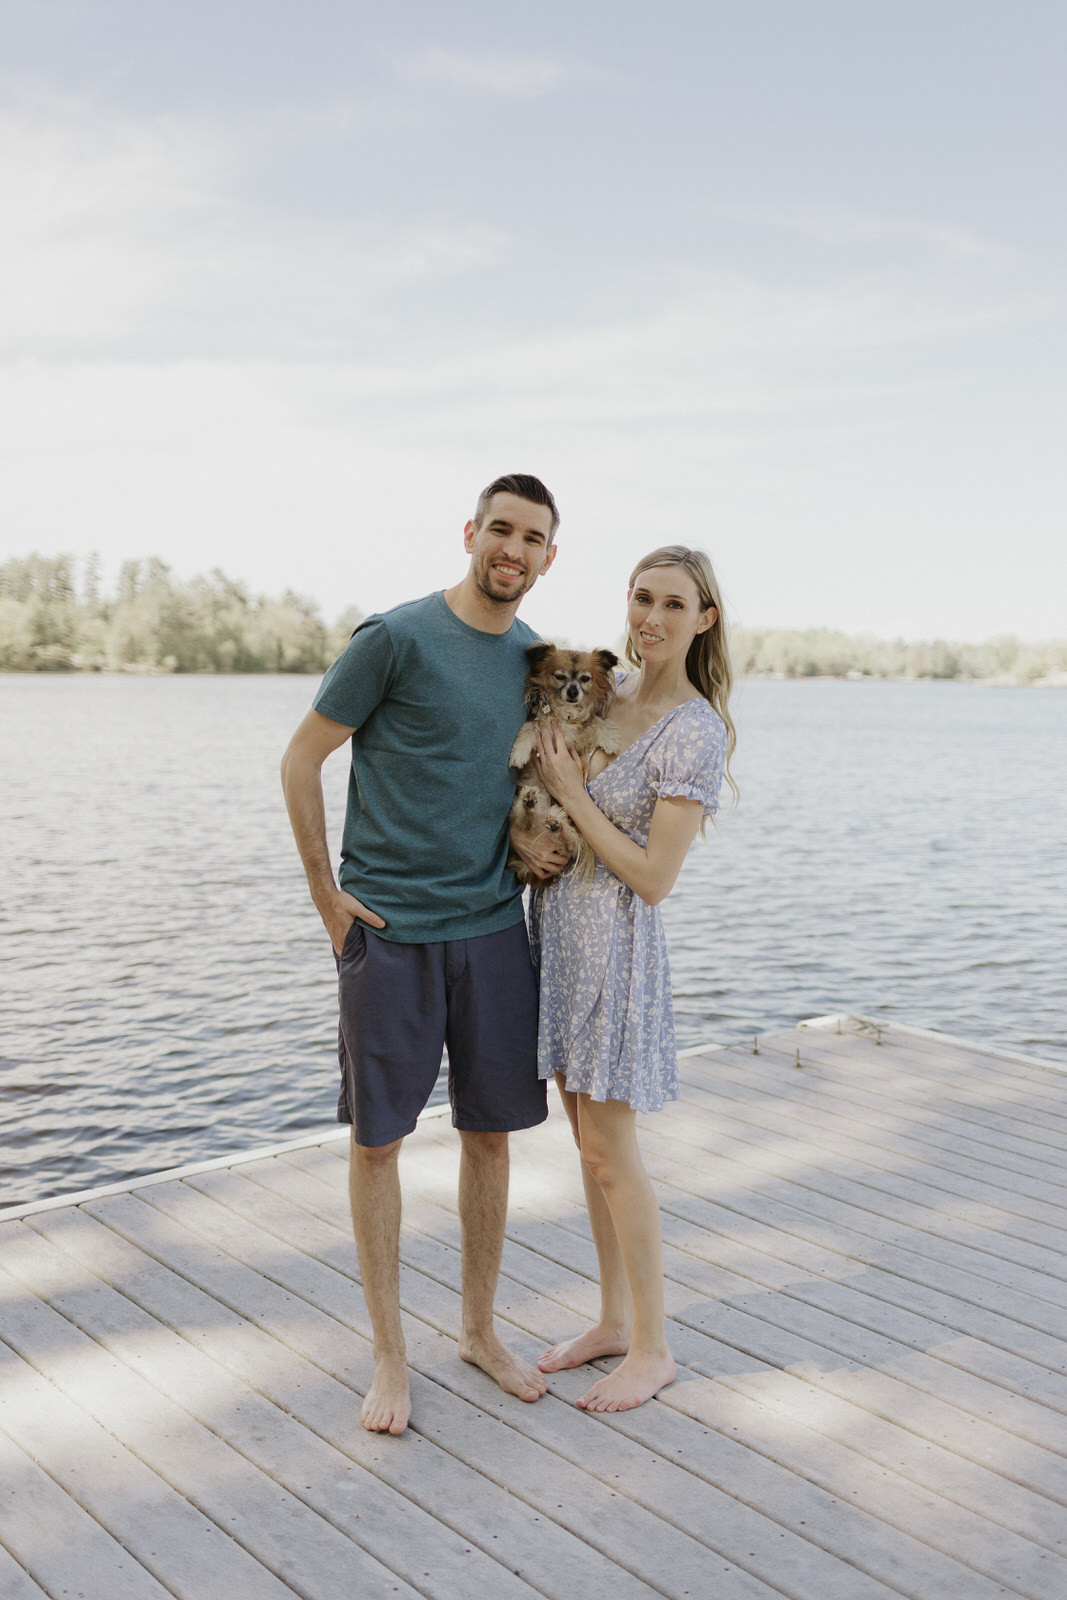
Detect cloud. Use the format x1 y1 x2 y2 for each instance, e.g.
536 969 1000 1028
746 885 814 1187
391 46 602 98
1 282 1063 648
0 94 234 352
1 81 1040 379
0 80 1059 642
0 90 512 357
703 201 1018 265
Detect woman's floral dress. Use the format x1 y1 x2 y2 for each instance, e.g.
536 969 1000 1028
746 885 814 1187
529 694 726 1112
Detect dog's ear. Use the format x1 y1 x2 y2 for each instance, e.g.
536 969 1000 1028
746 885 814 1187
524 641 554 714
525 641 554 668
590 647 619 716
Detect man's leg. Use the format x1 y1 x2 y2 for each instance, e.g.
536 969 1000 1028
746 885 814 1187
447 924 546 1401
348 1134 412 1434
456 1129 546 1401
338 927 449 1435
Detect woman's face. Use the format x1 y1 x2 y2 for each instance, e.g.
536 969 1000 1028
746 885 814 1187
627 564 716 666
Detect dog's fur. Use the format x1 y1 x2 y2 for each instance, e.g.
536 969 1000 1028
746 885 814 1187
507 643 620 887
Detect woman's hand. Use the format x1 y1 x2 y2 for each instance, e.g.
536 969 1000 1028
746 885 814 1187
535 724 588 809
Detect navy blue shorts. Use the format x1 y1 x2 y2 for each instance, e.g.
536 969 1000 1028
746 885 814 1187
335 919 547 1148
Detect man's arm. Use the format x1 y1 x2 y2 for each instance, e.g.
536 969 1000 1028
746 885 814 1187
508 819 569 881
280 708 386 953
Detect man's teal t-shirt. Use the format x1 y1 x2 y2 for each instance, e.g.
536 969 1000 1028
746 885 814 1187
313 591 536 944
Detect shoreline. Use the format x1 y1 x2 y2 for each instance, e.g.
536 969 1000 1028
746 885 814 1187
3 665 1066 687
741 670 1067 688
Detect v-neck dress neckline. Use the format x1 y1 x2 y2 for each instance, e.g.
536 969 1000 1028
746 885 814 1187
591 690 706 786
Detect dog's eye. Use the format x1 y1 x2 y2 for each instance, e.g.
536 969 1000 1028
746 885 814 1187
552 671 566 681
579 673 592 684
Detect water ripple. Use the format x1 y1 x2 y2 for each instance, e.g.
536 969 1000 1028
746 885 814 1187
1 674 1064 1207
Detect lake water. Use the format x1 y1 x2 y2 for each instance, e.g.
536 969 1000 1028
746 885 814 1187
1 674 1064 1209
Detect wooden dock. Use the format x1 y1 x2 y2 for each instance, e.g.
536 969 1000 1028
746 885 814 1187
2 1014 1067 1600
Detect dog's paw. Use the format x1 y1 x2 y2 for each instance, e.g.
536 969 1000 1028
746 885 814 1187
509 724 539 769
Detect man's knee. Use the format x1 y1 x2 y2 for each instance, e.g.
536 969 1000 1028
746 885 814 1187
459 1129 509 1163
350 1134 403 1170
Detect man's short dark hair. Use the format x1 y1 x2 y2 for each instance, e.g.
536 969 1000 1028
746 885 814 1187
472 474 560 539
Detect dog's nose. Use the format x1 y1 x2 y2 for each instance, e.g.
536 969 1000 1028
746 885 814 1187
564 684 581 701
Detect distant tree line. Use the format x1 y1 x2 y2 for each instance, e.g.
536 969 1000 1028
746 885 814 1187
2 554 1064 683
0 554 362 673
734 628 1067 685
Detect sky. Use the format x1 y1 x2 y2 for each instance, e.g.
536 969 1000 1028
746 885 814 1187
1 0 1064 645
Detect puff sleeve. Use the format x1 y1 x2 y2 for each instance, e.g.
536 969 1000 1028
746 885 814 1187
646 702 727 818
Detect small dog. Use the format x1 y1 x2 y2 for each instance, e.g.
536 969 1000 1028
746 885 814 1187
508 783 584 883
507 643 620 887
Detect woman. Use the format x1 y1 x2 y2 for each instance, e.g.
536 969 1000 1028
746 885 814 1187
529 544 736 1413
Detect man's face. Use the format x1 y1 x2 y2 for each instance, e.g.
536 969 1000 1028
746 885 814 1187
463 492 557 605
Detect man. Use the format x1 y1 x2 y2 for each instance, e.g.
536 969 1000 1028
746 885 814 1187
280 473 566 1436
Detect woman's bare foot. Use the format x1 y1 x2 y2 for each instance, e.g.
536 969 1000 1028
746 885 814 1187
576 1348 676 1413
538 1323 630 1373
459 1329 547 1402
361 1354 412 1434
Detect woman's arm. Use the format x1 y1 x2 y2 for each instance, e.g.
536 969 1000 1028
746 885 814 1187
535 725 703 906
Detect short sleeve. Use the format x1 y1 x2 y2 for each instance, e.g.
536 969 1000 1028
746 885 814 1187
313 615 396 730
647 705 727 818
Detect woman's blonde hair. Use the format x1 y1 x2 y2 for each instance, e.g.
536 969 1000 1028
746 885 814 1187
625 544 738 806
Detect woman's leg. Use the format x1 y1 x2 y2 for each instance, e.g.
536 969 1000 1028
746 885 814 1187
539 1075 631 1373
571 1093 675 1411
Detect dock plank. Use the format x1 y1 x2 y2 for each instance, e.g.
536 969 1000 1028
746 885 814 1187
182 1177 911 1600
635 1114 1067 1348
643 1101 1067 1308
155 1165 788 1600
375 1131 1067 1597
510 1149 1067 1488
682 1052 1067 1214
15 1207 552 1600
0 1540 48 1600
0 1231 427 1600
0 1335 301 1600
774 1032 1067 1142
681 1053 1067 1226
241 1133 1035 1600
4 1016 1067 1599
0 1415 173 1600
67 1186 647 1600
380 1115 1067 1413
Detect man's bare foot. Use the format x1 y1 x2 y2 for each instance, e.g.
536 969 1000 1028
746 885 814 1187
459 1329 547 1402
361 1354 411 1434
576 1348 676 1413
538 1323 630 1373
